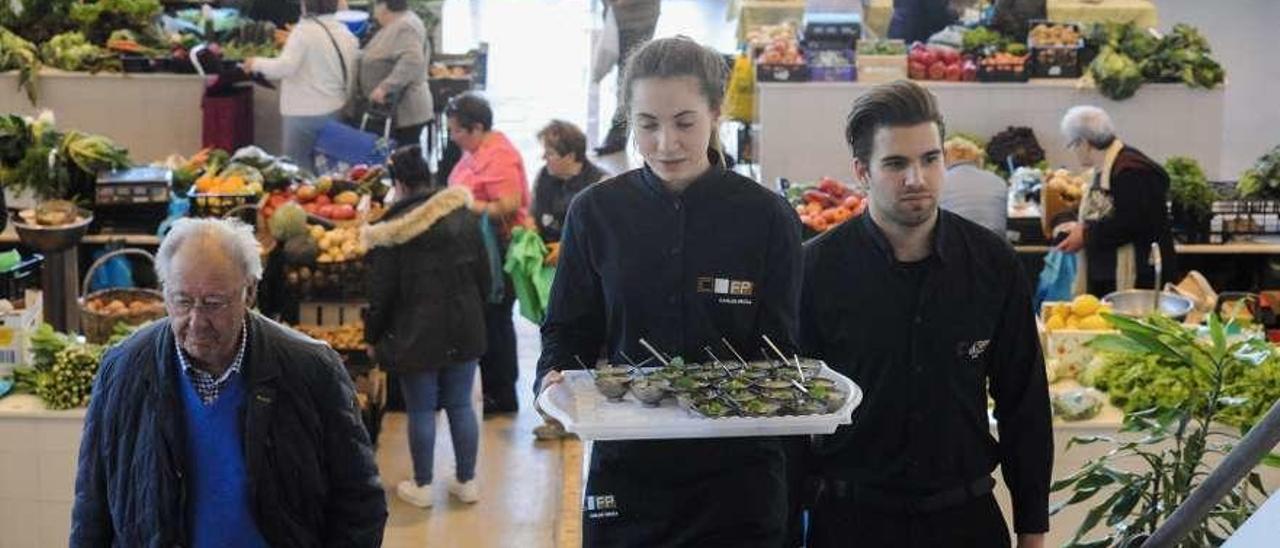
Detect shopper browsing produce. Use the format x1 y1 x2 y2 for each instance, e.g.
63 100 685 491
536 36 802 547
446 91 529 415
362 145 489 508
357 0 435 147
799 80 1051 548
244 0 359 174
1053 105 1177 295
940 135 1008 234
70 218 386 547
530 119 606 441
888 0 968 44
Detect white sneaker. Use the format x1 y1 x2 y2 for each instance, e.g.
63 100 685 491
448 479 480 503
396 480 433 508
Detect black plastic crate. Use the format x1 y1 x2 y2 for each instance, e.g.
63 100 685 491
756 62 810 82
286 260 368 300
1209 200 1280 243
806 49 855 82
1027 21 1083 78
978 57 1030 82
0 254 43 301
189 192 257 219
803 12 860 50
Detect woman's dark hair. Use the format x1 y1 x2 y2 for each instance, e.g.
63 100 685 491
377 0 409 11
303 0 339 16
388 145 433 190
537 120 588 163
444 92 493 132
844 79 946 165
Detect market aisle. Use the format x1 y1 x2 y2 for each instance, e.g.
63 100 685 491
375 2 737 546
377 317 561 548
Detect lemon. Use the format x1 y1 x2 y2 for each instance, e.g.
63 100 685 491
1079 315 1109 331
1051 303 1071 319
1045 315 1066 331
1066 316 1080 330
1071 294 1102 317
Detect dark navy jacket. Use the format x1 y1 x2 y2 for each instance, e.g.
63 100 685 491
536 161 803 546
70 313 387 547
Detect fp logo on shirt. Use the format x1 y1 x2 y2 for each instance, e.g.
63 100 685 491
696 277 754 296
697 277 755 306
584 493 620 520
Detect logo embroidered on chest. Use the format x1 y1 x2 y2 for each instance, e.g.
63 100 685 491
584 493 620 520
957 339 992 361
697 277 755 305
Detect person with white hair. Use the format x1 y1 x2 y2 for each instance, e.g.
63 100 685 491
1054 105 1176 295
71 218 387 547
940 136 1008 235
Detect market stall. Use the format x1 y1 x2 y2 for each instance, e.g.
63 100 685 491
862 0 1159 38
757 79 1226 187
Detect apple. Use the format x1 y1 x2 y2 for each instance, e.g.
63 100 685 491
945 64 963 81
909 61 928 80
928 61 947 80
936 47 960 65
296 185 318 203
317 204 336 219
330 204 357 220
314 194 332 206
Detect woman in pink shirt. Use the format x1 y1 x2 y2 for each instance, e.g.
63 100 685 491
444 92 529 414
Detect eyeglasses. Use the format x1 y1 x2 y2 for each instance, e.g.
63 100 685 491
167 289 244 314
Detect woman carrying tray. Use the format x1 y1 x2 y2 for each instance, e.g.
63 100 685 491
535 36 803 547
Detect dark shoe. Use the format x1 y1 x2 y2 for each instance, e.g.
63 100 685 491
483 398 518 418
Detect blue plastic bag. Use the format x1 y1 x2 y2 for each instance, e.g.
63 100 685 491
1035 250 1077 310
88 248 136 293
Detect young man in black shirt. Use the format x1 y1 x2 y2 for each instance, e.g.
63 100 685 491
800 80 1052 548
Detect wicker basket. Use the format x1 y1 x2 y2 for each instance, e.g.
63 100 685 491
79 249 166 344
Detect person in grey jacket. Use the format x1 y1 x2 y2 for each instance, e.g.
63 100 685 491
941 136 1008 235
595 0 661 155
359 0 434 147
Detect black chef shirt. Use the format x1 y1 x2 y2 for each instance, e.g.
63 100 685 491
531 161 606 243
800 209 1052 534
535 158 803 545
536 159 802 383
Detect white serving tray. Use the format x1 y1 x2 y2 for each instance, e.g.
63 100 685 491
536 363 863 441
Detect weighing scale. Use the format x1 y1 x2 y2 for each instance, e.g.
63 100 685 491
93 166 172 234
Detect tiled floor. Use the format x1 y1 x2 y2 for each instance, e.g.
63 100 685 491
375 1 732 546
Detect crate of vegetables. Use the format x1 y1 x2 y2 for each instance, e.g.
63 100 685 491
855 39 907 83
907 42 976 82
978 52 1030 82
1027 21 1083 78
755 36 809 82
785 177 866 236
537 357 862 441
806 49 856 82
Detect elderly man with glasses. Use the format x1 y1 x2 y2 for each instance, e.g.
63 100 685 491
70 218 387 547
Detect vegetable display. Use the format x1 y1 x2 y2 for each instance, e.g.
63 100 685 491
1235 145 1280 200
985 126 1045 176
1086 22 1224 100
41 31 119 73
0 26 40 103
0 112 130 201
1164 156 1215 224
1055 315 1274 546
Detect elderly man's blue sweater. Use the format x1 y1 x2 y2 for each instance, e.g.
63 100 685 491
178 369 269 548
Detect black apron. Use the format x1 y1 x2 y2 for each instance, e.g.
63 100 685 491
582 437 788 547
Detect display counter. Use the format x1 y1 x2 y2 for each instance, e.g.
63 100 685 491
863 0 1159 38
757 80 1226 188
0 70 283 163
0 394 85 548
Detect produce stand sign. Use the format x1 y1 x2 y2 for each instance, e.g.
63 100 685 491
538 363 862 441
